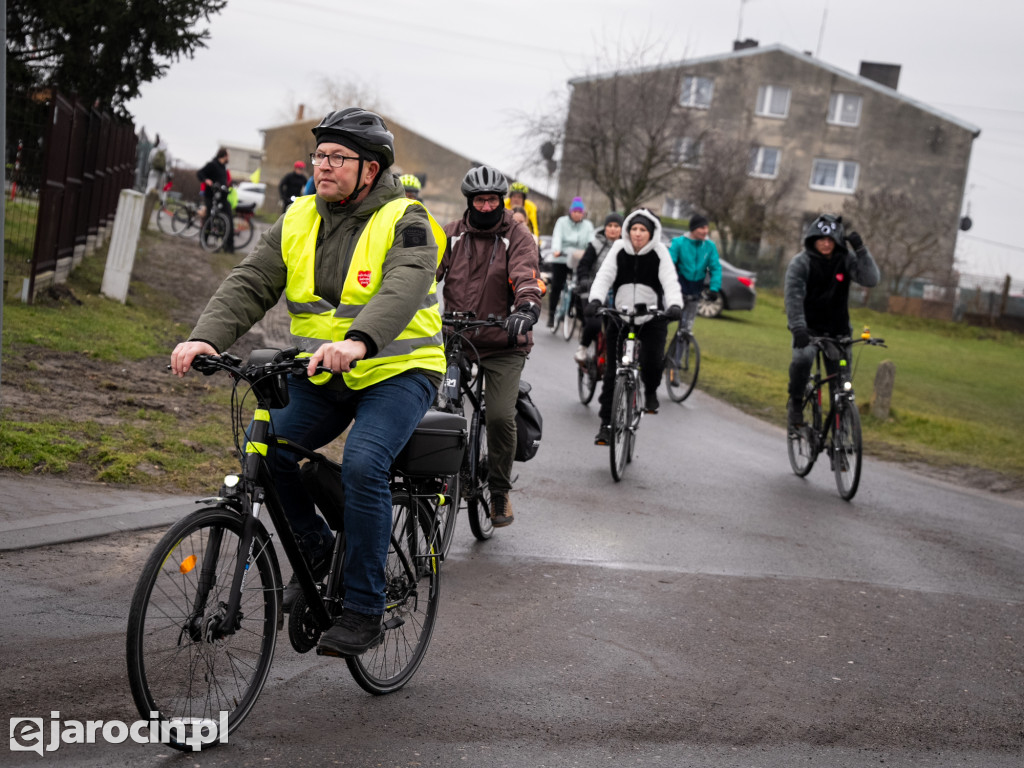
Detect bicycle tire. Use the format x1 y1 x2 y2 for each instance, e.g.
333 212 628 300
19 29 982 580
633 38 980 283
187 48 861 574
833 401 863 500
466 410 494 541
126 507 279 750
609 374 630 481
200 212 231 252
577 358 598 404
347 492 440 694
170 206 199 238
234 215 255 250
562 300 578 341
626 372 640 464
156 202 178 235
787 385 820 477
664 331 700 403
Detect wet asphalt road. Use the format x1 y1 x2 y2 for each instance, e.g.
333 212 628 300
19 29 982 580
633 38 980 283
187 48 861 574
2 324 1022 767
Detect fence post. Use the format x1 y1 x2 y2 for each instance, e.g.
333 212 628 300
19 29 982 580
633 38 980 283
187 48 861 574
100 189 145 303
870 360 896 421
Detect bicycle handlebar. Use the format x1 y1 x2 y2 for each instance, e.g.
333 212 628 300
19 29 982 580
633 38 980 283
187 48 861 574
181 348 333 381
441 311 506 332
597 305 671 321
809 334 887 349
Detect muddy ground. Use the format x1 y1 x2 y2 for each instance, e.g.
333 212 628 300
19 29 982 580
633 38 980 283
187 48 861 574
2 228 1022 501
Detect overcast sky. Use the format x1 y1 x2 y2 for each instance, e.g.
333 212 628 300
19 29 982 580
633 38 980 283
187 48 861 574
126 0 1024 282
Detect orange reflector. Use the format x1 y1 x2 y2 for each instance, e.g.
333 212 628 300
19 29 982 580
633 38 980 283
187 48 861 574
179 555 197 574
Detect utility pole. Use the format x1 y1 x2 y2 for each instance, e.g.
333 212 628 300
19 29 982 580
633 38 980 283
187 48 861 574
816 1 830 58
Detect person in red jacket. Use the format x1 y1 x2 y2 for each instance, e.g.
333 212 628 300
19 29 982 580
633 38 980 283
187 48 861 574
436 166 542 526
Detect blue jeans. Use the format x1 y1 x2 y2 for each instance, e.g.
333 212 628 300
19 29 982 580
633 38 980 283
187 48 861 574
265 372 436 615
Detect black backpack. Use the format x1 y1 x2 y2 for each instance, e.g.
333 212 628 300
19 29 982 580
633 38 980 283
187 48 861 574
514 380 542 461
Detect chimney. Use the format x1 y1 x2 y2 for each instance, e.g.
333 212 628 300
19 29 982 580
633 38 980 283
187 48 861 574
733 38 759 51
859 61 901 90
296 104 305 121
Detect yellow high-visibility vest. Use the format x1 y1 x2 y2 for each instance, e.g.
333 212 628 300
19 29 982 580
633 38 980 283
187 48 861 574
280 195 446 389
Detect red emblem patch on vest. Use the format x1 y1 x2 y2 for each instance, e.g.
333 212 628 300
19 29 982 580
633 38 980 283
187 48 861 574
836 273 845 282
357 270 372 287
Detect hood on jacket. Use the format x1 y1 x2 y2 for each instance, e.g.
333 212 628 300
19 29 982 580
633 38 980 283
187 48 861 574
803 213 846 254
622 208 663 255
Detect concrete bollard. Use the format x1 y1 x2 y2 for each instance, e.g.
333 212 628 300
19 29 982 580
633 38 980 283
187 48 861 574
870 360 896 420
101 189 145 303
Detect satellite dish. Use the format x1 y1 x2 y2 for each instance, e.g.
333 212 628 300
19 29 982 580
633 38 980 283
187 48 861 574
959 215 972 232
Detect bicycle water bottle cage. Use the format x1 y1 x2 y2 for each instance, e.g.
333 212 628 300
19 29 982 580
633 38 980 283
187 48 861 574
247 348 295 409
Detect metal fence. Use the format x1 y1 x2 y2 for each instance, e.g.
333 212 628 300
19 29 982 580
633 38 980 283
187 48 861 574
5 91 136 303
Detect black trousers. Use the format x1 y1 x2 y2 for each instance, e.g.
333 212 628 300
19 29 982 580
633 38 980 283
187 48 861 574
597 316 668 422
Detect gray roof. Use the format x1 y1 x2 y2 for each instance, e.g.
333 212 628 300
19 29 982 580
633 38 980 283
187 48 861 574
569 42 981 137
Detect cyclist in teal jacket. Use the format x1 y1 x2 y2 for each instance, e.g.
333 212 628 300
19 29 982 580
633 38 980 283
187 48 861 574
668 214 721 334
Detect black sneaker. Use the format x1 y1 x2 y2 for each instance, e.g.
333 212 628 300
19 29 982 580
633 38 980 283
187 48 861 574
644 392 660 414
490 492 514 527
282 550 331 614
787 399 805 430
317 609 383 657
594 424 612 445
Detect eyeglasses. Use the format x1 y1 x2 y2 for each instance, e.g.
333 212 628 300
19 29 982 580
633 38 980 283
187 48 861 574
310 151 361 168
472 195 502 211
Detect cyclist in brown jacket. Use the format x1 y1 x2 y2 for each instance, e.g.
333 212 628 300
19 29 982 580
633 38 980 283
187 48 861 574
436 166 542 526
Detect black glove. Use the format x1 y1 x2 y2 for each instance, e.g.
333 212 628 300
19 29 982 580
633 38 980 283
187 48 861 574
705 290 719 302
792 329 810 349
583 300 602 319
846 231 864 251
504 303 538 340
666 305 683 321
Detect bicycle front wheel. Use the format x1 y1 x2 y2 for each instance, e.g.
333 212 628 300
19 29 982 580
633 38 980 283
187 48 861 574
833 401 863 500
126 507 279 750
577 358 598 404
348 493 440 694
200 212 231 252
787 386 820 477
664 332 700 403
156 202 178 235
466 412 494 541
562 300 578 341
170 206 199 237
609 375 631 481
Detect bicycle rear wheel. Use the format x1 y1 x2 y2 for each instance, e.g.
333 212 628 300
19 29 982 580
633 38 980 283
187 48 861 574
170 206 199 237
156 202 177 235
348 492 440 694
577 357 598 404
200 212 231 252
466 411 494 541
664 331 700 403
609 375 631 481
126 507 279 750
787 386 820 477
833 401 863 500
234 215 255 250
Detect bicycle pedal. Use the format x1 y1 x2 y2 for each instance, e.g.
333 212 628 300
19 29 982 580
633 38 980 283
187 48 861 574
383 617 405 631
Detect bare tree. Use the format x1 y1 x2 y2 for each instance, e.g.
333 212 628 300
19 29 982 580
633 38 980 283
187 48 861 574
523 40 695 213
274 78 388 124
682 131 797 259
843 190 949 296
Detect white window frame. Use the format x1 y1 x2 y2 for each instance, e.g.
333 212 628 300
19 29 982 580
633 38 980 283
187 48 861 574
749 146 781 178
809 159 859 193
828 93 862 126
673 137 702 167
680 76 714 109
755 85 791 118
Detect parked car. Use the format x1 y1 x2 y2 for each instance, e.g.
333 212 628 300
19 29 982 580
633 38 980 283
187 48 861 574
234 181 266 209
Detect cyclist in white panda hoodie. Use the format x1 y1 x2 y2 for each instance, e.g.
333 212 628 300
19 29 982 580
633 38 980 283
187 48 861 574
583 208 683 445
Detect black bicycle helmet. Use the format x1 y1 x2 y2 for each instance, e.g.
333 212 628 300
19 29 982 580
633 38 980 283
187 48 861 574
311 108 395 169
461 166 508 198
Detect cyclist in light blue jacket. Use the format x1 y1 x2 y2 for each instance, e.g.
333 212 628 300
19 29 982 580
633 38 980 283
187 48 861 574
669 214 722 333
548 196 594 327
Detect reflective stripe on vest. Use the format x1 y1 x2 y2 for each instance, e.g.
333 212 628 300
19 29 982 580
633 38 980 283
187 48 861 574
280 195 446 389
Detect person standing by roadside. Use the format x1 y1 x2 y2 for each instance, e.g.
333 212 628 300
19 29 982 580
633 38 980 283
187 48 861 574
784 213 880 430
548 196 594 328
197 146 235 253
669 214 722 334
437 166 542 527
146 134 171 200
278 161 308 211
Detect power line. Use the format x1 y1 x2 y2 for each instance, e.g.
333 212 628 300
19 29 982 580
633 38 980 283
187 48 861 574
960 233 1024 253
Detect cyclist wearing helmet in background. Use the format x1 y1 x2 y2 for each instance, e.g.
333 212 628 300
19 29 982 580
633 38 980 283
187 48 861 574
170 107 447 658
505 181 539 238
785 213 879 430
400 173 422 200
437 166 543 527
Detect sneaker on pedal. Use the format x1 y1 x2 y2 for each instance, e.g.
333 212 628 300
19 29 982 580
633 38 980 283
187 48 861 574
490 492 514 527
594 424 612 445
573 344 589 364
787 400 805 431
317 609 383 657
644 392 660 414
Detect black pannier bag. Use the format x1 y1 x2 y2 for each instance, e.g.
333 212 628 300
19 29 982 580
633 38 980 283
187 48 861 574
514 380 542 462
